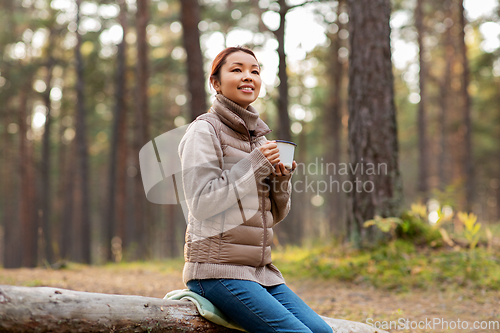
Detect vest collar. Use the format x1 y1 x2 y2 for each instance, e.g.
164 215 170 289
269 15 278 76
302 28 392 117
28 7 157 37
210 94 272 138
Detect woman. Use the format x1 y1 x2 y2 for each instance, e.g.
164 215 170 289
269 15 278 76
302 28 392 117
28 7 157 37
178 46 332 333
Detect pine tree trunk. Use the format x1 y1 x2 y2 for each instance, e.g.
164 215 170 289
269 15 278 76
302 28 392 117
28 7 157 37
133 0 151 259
41 50 55 265
346 0 403 246
326 0 346 236
458 0 474 212
19 78 38 268
275 0 291 142
105 0 129 262
60 142 77 261
1 0 22 269
166 205 179 257
438 0 453 191
75 0 91 264
115 0 129 256
55 105 71 261
180 0 207 120
415 0 429 201
2 91 21 268
1 56 20 268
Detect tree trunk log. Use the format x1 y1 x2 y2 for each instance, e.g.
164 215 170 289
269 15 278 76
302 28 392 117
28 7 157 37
0 285 385 333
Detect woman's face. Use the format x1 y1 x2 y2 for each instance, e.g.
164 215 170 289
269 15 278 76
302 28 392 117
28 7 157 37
212 51 262 109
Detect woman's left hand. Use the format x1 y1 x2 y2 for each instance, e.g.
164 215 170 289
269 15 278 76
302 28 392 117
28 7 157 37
273 161 297 176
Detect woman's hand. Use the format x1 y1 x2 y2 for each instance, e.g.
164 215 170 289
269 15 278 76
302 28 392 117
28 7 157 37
258 141 280 166
273 160 297 176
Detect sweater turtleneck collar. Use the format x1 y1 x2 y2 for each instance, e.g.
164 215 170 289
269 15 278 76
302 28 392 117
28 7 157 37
215 93 259 131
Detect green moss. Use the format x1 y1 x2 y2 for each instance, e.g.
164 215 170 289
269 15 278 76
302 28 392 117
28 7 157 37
273 240 500 292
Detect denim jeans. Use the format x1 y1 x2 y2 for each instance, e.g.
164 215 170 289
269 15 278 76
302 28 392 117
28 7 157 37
186 279 333 333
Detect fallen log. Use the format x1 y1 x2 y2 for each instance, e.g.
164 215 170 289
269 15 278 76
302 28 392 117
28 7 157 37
0 285 386 333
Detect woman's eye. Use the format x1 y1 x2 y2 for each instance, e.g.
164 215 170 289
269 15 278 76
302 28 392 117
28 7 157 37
253 71 260 75
232 68 241 72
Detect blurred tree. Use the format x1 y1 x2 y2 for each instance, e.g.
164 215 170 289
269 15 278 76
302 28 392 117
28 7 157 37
180 0 207 120
458 0 474 213
252 0 319 244
438 0 454 191
59 107 76 262
346 0 403 246
40 25 55 265
105 0 129 262
415 0 429 201
251 0 295 141
275 0 292 142
74 0 91 264
132 0 151 259
19 73 37 267
325 0 347 236
1 0 21 268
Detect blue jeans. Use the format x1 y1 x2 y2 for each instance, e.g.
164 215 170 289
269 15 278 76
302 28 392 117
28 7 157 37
187 279 333 333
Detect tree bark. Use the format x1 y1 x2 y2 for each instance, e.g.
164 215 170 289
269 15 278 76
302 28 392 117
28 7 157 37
132 0 151 259
166 205 179 257
40 40 55 265
180 0 207 120
0 285 386 333
346 0 403 246
19 78 37 268
458 0 474 212
0 285 238 333
1 71 21 268
326 0 347 236
105 0 129 262
275 0 292 142
74 0 91 264
438 0 453 191
415 0 429 201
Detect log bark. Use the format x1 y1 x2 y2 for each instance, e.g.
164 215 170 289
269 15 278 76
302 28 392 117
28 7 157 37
0 285 385 333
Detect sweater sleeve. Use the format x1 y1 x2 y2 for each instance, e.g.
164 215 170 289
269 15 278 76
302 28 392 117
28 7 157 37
178 120 273 221
268 170 294 226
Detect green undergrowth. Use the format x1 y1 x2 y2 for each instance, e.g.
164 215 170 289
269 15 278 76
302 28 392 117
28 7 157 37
272 240 500 292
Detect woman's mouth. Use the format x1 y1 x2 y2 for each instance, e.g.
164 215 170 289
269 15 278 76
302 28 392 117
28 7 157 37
238 86 254 93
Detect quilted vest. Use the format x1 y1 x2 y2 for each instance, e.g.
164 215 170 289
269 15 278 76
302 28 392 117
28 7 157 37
183 100 275 268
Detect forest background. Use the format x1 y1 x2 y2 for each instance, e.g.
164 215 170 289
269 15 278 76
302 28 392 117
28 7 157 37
1 0 500 269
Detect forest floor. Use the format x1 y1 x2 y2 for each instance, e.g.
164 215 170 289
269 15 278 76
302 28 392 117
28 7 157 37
1 262 499 333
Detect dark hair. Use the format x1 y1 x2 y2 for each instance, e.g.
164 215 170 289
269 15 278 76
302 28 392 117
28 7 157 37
209 46 259 89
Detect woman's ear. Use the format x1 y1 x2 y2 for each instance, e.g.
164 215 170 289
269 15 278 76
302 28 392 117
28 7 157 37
210 77 221 94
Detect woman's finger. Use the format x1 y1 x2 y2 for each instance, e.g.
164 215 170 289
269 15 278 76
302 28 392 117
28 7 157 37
282 163 290 175
274 164 282 176
268 152 280 161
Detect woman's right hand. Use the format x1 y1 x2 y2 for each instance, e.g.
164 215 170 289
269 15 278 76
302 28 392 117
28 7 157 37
258 141 280 166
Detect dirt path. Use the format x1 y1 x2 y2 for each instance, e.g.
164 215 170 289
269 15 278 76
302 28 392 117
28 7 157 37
1 266 499 332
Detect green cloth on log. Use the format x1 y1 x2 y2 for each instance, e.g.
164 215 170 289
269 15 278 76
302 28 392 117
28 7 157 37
165 289 246 332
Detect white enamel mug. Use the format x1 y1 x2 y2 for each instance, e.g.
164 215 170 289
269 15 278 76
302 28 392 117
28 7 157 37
275 140 297 169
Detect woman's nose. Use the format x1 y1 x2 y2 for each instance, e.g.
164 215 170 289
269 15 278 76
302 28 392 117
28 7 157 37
242 71 252 81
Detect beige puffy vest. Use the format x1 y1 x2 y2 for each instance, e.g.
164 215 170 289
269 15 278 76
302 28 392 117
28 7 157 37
183 101 275 268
